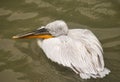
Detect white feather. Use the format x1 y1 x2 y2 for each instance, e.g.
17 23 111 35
37 20 110 79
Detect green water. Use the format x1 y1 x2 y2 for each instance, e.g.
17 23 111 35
0 0 120 82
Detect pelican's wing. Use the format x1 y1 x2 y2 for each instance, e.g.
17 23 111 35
68 29 110 78
68 29 104 70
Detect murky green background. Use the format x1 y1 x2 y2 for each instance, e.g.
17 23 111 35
0 0 120 82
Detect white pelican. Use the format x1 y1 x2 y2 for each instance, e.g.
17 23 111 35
13 20 110 79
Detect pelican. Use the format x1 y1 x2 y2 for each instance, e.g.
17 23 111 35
13 20 110 79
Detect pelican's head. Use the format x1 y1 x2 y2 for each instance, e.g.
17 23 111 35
12 20 68 39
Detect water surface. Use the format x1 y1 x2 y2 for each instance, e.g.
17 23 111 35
0 0 120 82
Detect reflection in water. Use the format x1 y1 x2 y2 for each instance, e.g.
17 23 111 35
75 1 116 19
25 0 53 7
103 40 120 48
0 39 28 61
0 0 120 82
7 12 38 21
0 69 28 82
0 8 12 16
38 17 54 25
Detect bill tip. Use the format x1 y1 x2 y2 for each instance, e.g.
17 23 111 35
12 36 19 39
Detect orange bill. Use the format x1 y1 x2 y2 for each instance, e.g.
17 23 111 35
12 28 53 39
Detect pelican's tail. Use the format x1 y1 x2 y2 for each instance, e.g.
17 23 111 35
79 68 110 79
